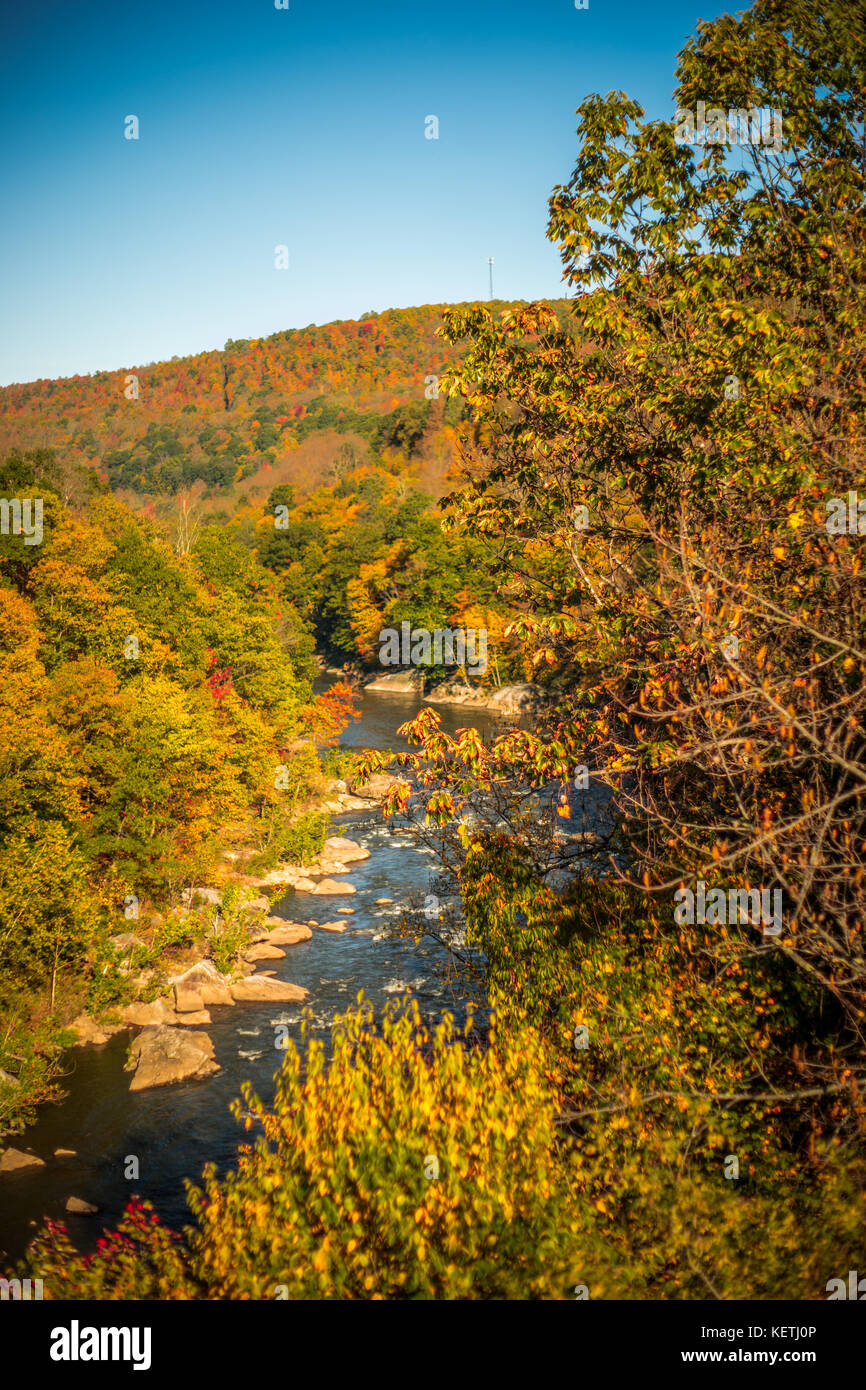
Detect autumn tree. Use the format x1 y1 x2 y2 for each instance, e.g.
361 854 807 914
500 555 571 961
359 0 866 1292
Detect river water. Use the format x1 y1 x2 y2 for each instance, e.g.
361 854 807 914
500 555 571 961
0 687 512 1266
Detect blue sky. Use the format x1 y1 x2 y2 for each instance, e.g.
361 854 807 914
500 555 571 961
0 0 729 385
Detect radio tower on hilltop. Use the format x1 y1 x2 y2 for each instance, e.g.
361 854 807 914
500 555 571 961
488 257 494 301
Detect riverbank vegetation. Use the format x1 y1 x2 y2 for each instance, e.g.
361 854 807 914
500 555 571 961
6 0 865 1300
0 450 348 1134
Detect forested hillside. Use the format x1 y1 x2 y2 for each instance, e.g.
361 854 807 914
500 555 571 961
0 301 566 678
0 301 567 503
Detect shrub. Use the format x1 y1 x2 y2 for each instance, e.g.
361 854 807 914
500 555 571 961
20 1002 583 1299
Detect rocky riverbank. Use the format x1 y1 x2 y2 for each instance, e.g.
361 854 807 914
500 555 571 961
362 670 549 716
0 757 407 1168
0 780 403 1167
68 822 382 1092
0 808 395 1198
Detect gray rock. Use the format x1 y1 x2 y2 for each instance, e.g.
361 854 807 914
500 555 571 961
173 983 206 1013
65 1196 99 1215
425 676 482 704
310 878 356 896
364 670 424 694
168 961 235 1007
243 942 286 962
230 977 309 1004
0 1148 45 1175
483 683 544 715
322 836 370 863
126 1026 219 1091
121 999 177 1027
174 1009 212 1026
264 920 312 945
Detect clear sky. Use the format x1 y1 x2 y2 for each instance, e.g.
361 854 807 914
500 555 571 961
0 0 729 385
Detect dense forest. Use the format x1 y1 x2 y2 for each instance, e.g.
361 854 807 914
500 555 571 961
2 0 865 1302
0 299 553 680
0 442 339 1125
0 300 569 501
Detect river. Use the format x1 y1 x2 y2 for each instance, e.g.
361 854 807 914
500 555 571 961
0 686 512 1266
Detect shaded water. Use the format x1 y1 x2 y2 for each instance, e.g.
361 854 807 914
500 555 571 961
0 687 515 1265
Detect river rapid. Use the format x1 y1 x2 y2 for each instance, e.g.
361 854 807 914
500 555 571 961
0 686 512 1265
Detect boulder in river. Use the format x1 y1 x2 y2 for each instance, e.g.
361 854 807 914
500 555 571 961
322 836 370 863
126 1026 219 1092
121 999 177 1027
121 999 211 1027
363 670 424 694
423 679 546 714
243 942 286 962
424 675 480 705
169 961 235 1007
54 1148 77 1158
66 1196 99 1215
0 1147 45 1175
230 977 309 1004
173 984 206 1013
265 922 313 945
311 878 356 896
316 920 348 933
482 683 545 715
254 865 316 888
